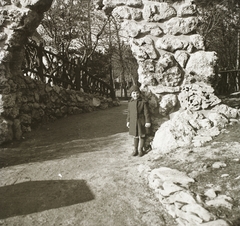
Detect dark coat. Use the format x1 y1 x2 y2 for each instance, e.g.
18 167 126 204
127 97 151 136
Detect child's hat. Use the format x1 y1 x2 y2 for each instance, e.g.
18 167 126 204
129 85 140 94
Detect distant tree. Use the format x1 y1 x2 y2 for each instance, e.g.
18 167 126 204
195 0 240 69
97 15 138 95
40 0 109 66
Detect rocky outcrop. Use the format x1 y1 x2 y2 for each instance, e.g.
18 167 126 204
98 0 240 154
138 165 231 226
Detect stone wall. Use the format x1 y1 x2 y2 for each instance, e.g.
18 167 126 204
99 0 240 155
0 0 119 145
1 73 119 144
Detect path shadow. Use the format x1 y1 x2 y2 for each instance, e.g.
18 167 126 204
0 180 94 219
0 132 129 168
0 102 129 168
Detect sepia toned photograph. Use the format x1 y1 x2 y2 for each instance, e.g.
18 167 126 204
0 0 240 225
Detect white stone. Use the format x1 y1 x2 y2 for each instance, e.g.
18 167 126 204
205 195 233 209
204 189 217 199
221 174 229 177
161 181 183 196
175 50 190 68
150 26 163 36
93 98 101 107
159 94 178 116
172 191 196 204
176 217 191 226
182 203 213 221
142 2 176 22
156 35 188 52
175 208 203 224
212 104 239 119
148 173 162 190
185 51 218 84
150 167 195 188
207 112 229 130
112 6 131 19
152 111 197 153
165 17 198 35
103 0 127 7
212 161 226 169
126 0 142 7
200 219 230 226
122 21 140 38
190 34 205 50
178 3 197 17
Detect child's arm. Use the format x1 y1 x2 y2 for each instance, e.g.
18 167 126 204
144 101 151 127
126 103 130 128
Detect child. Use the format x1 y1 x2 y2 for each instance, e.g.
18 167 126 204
126 85 151 157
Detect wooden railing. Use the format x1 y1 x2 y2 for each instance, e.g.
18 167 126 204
215 70 240 95
21 40 115 99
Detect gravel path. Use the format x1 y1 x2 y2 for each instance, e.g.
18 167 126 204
0 101 176 226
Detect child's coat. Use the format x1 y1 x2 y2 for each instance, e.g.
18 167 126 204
127 97 151 136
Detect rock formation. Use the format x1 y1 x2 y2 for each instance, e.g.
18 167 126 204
0 0 54 144
98 0 240 155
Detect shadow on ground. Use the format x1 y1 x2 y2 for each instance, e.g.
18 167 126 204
0 102 129 168
0 180 94 219
0 133 128 168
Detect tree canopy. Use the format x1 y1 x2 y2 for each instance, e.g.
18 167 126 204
195 0 240 69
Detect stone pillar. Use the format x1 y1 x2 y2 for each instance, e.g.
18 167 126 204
99 0 240 155
0 0 53 144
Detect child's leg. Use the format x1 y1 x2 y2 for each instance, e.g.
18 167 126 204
138 135 145 157
132 136 139 156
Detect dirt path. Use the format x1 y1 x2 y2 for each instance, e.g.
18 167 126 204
0 101 176 226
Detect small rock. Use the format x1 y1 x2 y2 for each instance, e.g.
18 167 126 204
182 203 213 222
200 219 230 226
175 208 203 224
159 181 183 196
212 162 227 169
221 174 229 177
150 167 195 188
206 195 233 210
204 188 217 199
170 191 196 204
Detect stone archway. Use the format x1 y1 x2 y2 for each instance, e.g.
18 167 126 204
98 0 240 155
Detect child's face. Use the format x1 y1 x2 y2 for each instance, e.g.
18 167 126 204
131 91 140 100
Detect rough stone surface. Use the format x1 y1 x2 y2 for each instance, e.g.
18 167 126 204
144 165 231 226
97 0 236 154
200 219 230 226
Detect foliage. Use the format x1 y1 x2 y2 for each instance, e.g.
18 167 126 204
40 0 108 64
195 0 240 69
86 51 110 80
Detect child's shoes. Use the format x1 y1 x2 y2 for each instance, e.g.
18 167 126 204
132 149 138 156
138 148 144 157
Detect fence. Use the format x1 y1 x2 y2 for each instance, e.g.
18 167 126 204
21 40 115 99
216 70 240 95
